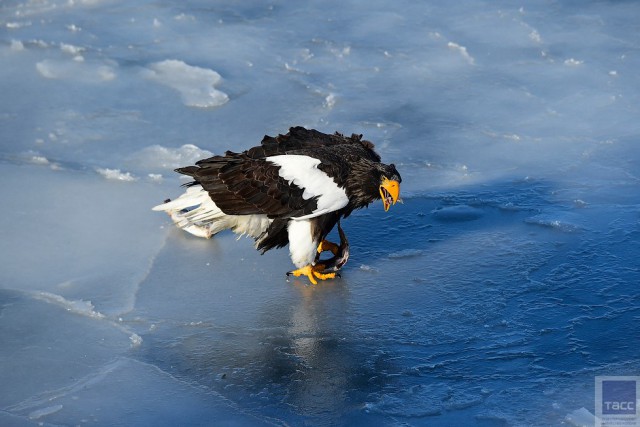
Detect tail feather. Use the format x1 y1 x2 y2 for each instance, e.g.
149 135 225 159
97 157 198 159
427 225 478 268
153 185 228 238
152 185 206 212
153 185 273 242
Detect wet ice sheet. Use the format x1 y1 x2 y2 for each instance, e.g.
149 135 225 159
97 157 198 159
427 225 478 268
9 356 271 427
128 194 639 426
0 162 167 316
1 0 640 425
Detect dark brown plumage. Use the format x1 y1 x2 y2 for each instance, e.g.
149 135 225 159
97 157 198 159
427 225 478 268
154 126 402 284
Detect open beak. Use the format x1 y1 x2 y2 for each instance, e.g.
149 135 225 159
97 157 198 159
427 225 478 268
379 178 400 212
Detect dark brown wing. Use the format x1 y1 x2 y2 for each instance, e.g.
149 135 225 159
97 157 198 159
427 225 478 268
245 126 382 162
176 127 383 217
177 154 318 218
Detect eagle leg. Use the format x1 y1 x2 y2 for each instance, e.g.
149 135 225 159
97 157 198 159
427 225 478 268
317 240 340 255
286 264 336 285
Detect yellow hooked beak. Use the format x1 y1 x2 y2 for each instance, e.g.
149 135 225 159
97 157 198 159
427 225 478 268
379 177 400 212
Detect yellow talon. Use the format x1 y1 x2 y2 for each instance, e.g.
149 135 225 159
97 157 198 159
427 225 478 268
317 240 339 255
287 264 336 285
289 265 318 285
314 271 336 281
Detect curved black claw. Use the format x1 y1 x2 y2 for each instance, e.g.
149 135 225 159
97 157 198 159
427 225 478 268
315 220 350 273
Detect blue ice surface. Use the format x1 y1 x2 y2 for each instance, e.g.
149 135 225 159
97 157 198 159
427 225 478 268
1 0 640 425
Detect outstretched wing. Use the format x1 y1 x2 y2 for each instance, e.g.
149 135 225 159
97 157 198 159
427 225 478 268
177 154 319 218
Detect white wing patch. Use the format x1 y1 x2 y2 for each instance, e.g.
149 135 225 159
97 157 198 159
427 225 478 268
266 155 349 220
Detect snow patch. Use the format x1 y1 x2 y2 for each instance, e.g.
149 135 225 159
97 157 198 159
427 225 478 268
30 155 50 165
447 42 475 65
174 13 196 22
129 333 143 347
359 264 379 273
143 60 229 108
36 59 116 82
524 212 583 232
10 39 24 51
68 0 105 5
60 42 84 55
6 21 31 29
21 151 50 165
28 404 63 420
565 407 595 427
96 167 138 182
324 93 337 109
529 30 542 43
127 144 213 171
564 58 584 66
32 292 105 319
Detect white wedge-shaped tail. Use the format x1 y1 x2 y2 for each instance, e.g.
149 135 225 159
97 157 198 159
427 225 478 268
152 185 273 242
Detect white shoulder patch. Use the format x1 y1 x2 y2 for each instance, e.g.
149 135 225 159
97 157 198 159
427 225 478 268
266 155 349 220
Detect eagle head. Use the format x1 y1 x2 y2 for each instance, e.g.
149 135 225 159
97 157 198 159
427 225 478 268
377 163 402 212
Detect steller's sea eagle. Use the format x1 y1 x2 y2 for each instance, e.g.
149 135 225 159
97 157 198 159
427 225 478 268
153 127 401 284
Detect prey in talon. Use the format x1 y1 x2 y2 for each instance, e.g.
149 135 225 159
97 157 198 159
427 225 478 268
153 126 401 285
314 220 350 275
286 220 350 284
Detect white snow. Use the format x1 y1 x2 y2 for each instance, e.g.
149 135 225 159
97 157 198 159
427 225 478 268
447 41 475 65
33 292 105 319
26 153 50 165
524 211 584 232
28 404 63 420
96 167 137 182
1 0 639 425
565 407 596 427
126 144 213 172
36 59 116 81
10 39 24 51
564 58 584 67
129 333 143 347
59 42 83 55
143 60 229 108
